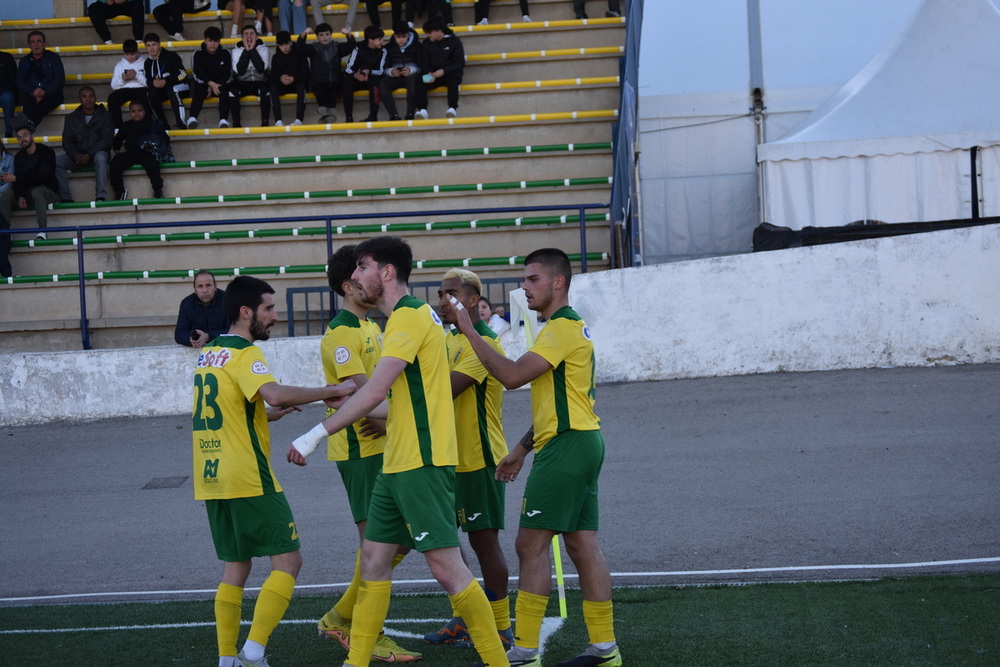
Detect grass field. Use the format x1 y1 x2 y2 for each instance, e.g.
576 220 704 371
2 574 998 666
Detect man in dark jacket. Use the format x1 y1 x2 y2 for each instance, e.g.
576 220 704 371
269 31 309 126
297 23 356 123
55 86 114 203
343 25 387 123
415 20 465 119
144 32 190 130
15 31 65 130
380 22 422 121
187 26 233 129
0 123 58 240
110 101 164 200
174 270 229 347
0 50 16 138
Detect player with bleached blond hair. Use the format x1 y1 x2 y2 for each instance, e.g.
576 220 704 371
424 268 513 649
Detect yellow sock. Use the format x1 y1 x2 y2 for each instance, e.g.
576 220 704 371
214 583 243 658
346 580 392 667
582 599 616 644
333 550 405 621
332 548 363 620
247 570 295 647
451 580 507 666
513 590 549 650
491 596 511 631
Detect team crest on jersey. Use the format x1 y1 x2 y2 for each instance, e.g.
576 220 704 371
430 308 442 326
251 361 270 375
335 346 351 364
582 324 592 340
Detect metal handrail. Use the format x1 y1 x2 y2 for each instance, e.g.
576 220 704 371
1 202 608 349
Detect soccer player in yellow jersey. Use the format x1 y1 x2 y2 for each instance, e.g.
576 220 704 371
192 275 355 667
287 236 510 667
314 245 420 662
426 268 513 648
452 249 621 667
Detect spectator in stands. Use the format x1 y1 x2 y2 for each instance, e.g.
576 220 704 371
153 0 212 41
0 144 14 276
0 123 58 241
144 33 190 130
380 21 421 121
229 24 272 127
297 24 356 123
174 269 229 346
269 31 309 126
187 26 233 129
15 31 65 130
343 25 387 123
479 296 510 336
572 0 622 19
0 50 16 139
415 19 464 119
279 0 326 35
110 101 165 200
108 39 149 129
55 86 113 204
88 0 146 44
475 0 532 24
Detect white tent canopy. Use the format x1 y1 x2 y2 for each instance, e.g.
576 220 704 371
757 0 1000 229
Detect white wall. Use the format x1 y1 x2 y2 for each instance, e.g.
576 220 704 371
2 223 997 426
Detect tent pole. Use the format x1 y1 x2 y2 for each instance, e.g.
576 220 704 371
747 0 766 225
970 147 980 219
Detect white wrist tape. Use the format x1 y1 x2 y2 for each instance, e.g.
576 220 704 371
292 422 328 458
449 295 464 311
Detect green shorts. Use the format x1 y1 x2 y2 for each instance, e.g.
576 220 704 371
336 454 383 523
456 466 506 533
205 492 300 562
365 466 460 552
521 430 604 533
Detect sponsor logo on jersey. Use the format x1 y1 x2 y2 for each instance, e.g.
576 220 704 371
335 346 351 364
199 437 222 452
203 458 220 481
251 360 269 375
197 349 231 368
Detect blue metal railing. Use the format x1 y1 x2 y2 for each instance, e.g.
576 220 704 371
1 202 608 349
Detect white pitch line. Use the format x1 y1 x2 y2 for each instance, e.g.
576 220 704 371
2 558 996 605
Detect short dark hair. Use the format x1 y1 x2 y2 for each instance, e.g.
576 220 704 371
78 85 96 97
143 32 161 44
315 22 333 34
27 30 45 44
422 19 446 34
14 122 34 136
204 26 222 41
242 23 258 35
327 244 358 297
524 248 573 288
355 236 412 284
275 30 291 45
392 21 411 36
224 275 274 323
123 39 138 54
363 25 385 42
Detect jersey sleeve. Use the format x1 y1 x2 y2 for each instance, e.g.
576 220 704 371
381 307 425 364
452 336 489 383
321 326 367 383
232 346 277 401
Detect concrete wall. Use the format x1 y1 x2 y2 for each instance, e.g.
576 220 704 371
2 223 997 426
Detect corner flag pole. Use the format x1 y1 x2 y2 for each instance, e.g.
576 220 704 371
511 288 568 618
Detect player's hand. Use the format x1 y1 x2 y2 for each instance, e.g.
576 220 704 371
449 295 474 335
495 449 526 482
286 445 308 466
323 379 356 407
267 405 301 421
358 417 386 439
